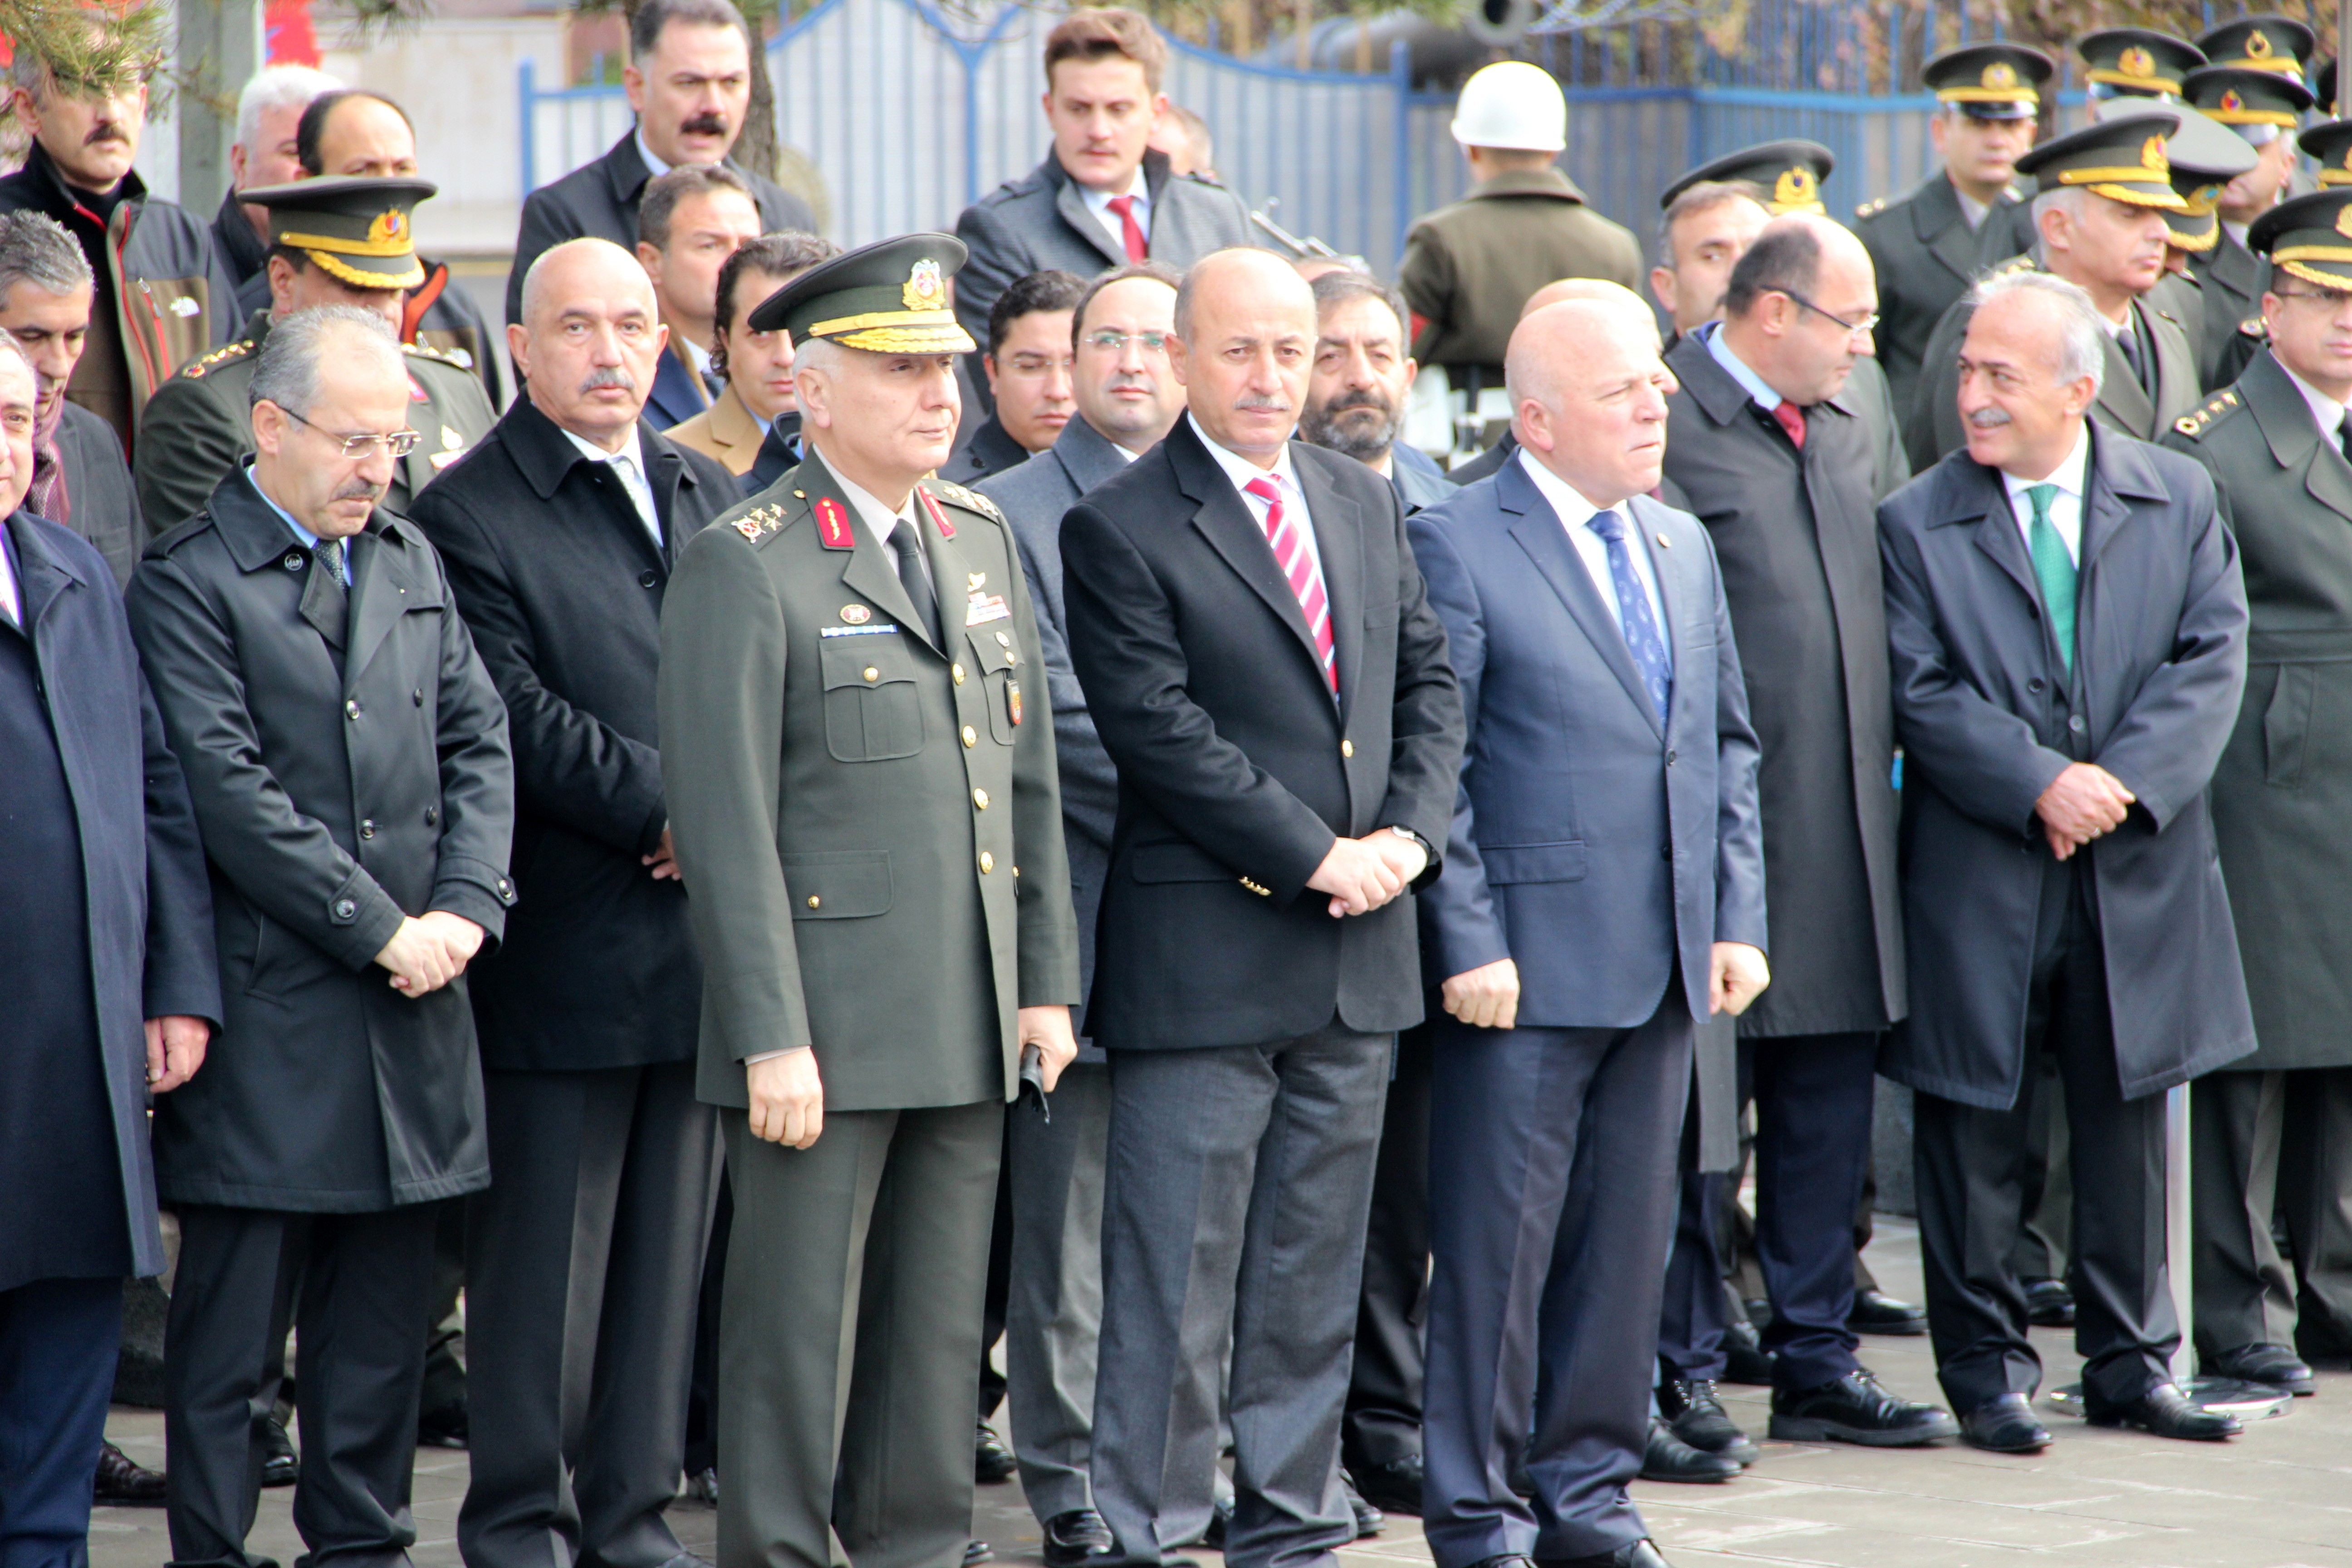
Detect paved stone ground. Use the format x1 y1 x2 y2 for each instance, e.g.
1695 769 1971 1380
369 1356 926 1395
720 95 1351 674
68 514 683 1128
93 1217 2352 1568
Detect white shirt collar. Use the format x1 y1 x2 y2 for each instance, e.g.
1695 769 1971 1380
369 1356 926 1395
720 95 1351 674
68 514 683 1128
2000 422 2092 509
1188 411 1300 497
634 127 672 180
2223 220 2252 249
681 336 712 377
1078 164 1148 219
1514 444 1622 522
1953 186 1989 231
1700 320 1783 412
2279 361 2351 438
560 420 647 476
829 466 917 547
559 421 660 545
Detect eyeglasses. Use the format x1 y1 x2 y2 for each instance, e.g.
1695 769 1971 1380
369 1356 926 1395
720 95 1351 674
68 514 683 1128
1084 329 1171 354
2274 287 2352 312
1776 288 1881 338
278 404 421 459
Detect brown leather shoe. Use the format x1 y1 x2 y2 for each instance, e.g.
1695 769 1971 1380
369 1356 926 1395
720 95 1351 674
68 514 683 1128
93 1441 166 1506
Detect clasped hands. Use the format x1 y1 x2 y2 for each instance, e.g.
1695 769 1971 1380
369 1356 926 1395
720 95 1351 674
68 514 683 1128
1306 830 1426 918
1440 942 1770 1031
2035 762 2134 861
372 910 486 997
746 1004 1079 1151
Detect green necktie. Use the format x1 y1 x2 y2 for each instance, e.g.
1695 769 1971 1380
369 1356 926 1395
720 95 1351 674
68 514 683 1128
2024 482 2076 672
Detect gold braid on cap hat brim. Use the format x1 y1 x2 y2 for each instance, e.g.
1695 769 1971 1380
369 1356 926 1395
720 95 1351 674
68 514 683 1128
2085 68 2185 92
2317 167 2352 187
829 324 981 353
1938 86 2042 105
2166 217 2221 250
302 247 426 291
2204 105 2303 125
2274 248 2352 286
2053 169 2190 210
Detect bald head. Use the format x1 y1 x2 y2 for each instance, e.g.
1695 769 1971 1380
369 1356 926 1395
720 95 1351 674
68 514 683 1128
1170 248 1318 464
1507 299 1671 506
1520 276 1649 321
510 236 667 449
1719 211 1877 405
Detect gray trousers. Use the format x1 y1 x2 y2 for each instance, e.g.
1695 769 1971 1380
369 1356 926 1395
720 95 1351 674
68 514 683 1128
2191 1067 2352 1357
1090 1024 1391 1568
459 1062 720 1568
718 1098 1003 1568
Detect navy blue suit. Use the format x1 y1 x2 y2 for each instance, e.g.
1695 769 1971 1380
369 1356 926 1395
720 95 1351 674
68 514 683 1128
643 348 714 432
1407 455 1763 1564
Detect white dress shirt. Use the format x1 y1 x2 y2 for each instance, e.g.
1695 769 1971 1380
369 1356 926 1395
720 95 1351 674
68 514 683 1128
2001 424 2092 566
1079 167 1151 253
1701 321 1784 412
562 424 662 550
1516 449 1669 669
832 469 931 593
2280 362 2351 442
634 128 672 180
1188 413 1325 583
1954 186 1989 232
0 524 20 628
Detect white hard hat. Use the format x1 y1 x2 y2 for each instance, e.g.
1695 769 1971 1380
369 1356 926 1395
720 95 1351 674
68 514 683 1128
1450 60 1567 153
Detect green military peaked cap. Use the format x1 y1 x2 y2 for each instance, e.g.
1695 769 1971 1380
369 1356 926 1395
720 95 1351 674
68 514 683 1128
747 231 978 354
2300 117 2352 185
2196 13 2316 77
2015 108 2188 211
1660 139 1833 213
2249 186 2352 287
2080 29 2206 97
240 176 436 291
1922 43 2053 120
2184 64 2314 128
2122 100 2259 251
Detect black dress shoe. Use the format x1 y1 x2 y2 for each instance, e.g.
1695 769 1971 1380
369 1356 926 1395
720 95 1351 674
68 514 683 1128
417 1399 468 1449
1959 1393 2050 1453
2021 1277 2074 1328
1769 1371 1958 1446
974 1421 1017 1484
1640 1417 1740 1483
1741 1298 1773 1327
1042 1511 1114 1568
2082 1381 2242 1441
963 1542 994 1568
1720 1320 1775 1387
1464 1555 1537 1568
260 1416 297 1488
655 1555 714 1568
1847 1289 1928 1336
1339 1467 1383 1537
683 1467 719 1505
1656 1379 1756 1464
1535 1540 1672 1568
93 1441 166 1505
2206 1342 2316 1395
1347 1451 1422 1515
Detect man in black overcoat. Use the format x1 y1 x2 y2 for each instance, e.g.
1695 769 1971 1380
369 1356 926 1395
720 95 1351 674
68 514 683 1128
1879 269 2254 1451
409 238 736 1568
126 307 516 1568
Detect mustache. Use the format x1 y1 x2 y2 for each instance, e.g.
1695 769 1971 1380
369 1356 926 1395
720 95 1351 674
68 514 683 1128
1966 406 2013 429
580 367 636 395
333 478 384 503
1322 387 1396 417
84 122 126 146
1232 393 1291 414
679 111 730 137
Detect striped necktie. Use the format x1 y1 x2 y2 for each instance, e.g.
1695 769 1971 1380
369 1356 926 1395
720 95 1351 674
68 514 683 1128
1244 474 1336 695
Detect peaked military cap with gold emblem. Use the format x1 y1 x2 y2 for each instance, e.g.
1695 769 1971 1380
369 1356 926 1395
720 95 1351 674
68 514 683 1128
2184 64 2315 129
2015 108 2189 210
240 176 436 291
2316 57 2338 116
1659 139 1834 214
746 231 978 353
2080 29 2206 97
1922 43 2053 120
2248 186 2352 288
2303 118 2352 186
2097 99 2257 251
2196 13 2316 77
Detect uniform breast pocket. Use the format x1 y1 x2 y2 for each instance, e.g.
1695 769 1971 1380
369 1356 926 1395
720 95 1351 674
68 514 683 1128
820 639 925 762
968 627 1024 744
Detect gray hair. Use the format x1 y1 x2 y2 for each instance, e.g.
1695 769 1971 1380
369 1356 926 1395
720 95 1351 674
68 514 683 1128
630 0 752 62
2029 184 2084 236
236 64 342 156
0 210 91 303
1965 269 2107 393
1655 180 1766 270
249 305 402 414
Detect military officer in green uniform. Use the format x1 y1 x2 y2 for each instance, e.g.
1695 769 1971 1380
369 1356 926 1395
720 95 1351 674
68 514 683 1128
2163 186 2352 1399
2080 27 2207 100
2185 65 2318 386
1853 44 2051 425
1905 111 2201 470
133 176 493 535
656 232 1080 1568
2110 98 2259 386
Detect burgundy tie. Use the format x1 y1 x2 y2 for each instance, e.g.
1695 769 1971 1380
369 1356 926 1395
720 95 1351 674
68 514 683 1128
1106 195 1147 263
1770 401 1806 450
1244 474 1337 695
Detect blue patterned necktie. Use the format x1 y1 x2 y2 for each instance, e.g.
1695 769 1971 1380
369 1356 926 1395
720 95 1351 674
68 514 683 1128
1588 509 1671 721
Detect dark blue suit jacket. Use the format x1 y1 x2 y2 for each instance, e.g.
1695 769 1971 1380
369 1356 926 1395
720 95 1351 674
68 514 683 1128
644 348 714 433
1407 455 1767 1036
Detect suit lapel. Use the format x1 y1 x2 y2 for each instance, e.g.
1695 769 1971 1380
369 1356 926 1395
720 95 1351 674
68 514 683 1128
799 454 936 651
1964 463 2043 609
647 441 688 568
1170 422 1331 690
7 511 74 632
1292 451 1365 719
343 518 419 686
1054 172 1127 269
916 481 980 657
1500 461 1663 739
2094 324 2155 437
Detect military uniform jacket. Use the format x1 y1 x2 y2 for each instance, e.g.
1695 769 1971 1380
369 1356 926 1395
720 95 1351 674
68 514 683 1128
1855 172 2030 424
2193 229 2267 390
125 470 517 1210
658 451 1080 1113
2166 350 2352 1071
132 308 495 539
1399 168 1644 382
1904 254 2200 473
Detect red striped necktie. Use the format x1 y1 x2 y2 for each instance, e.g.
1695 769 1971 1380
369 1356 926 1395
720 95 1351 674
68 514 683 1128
1244 474 1337 695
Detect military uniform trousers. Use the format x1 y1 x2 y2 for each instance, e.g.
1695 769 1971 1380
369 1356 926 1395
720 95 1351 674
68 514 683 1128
1421 991 1693 1567
459 1061 720 1568
1913 861 2179 1414
1090 1024 1392 1568
2191 1067 2352 1360
164 1203 440 1568
718 1098 1004 1568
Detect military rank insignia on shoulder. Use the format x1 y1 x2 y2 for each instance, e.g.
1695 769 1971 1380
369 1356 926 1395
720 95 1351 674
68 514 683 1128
934 481 1004 524
730 502 789 542
2239 315 2267 338
2174 393 2238 438
1990 255 2035 278
402 340 463 366
1854 195 1889 219
184 341 255 379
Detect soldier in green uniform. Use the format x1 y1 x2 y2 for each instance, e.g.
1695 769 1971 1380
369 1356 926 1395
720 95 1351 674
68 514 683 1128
2115 98 2261 386
2162 186 2352 1400
2186 65 2319 386
2080 27 2208 100
1854 44 2051 425
656 232 1081 1568
1906 111 2200 470
133 176 494 535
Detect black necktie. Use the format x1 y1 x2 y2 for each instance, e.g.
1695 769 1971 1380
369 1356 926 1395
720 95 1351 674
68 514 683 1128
2117 324 2146 392
893 517 941 646
303 535 349 645
2337 418 2352 468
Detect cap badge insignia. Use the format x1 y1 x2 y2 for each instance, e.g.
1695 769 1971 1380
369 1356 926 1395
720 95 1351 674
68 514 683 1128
368 210 405 244
2221 90 2246 113
1774 167 1818 209
2335 207 2352 239
815 496 853 549
904 259 947 312
2120 45 2156 79
1983 62 2017 89
2246 30 2274 59
842 603 872 624
2142 136 2170 176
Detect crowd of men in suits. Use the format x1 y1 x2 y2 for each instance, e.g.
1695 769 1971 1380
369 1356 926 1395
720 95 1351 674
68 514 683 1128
15 7 2352 1568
